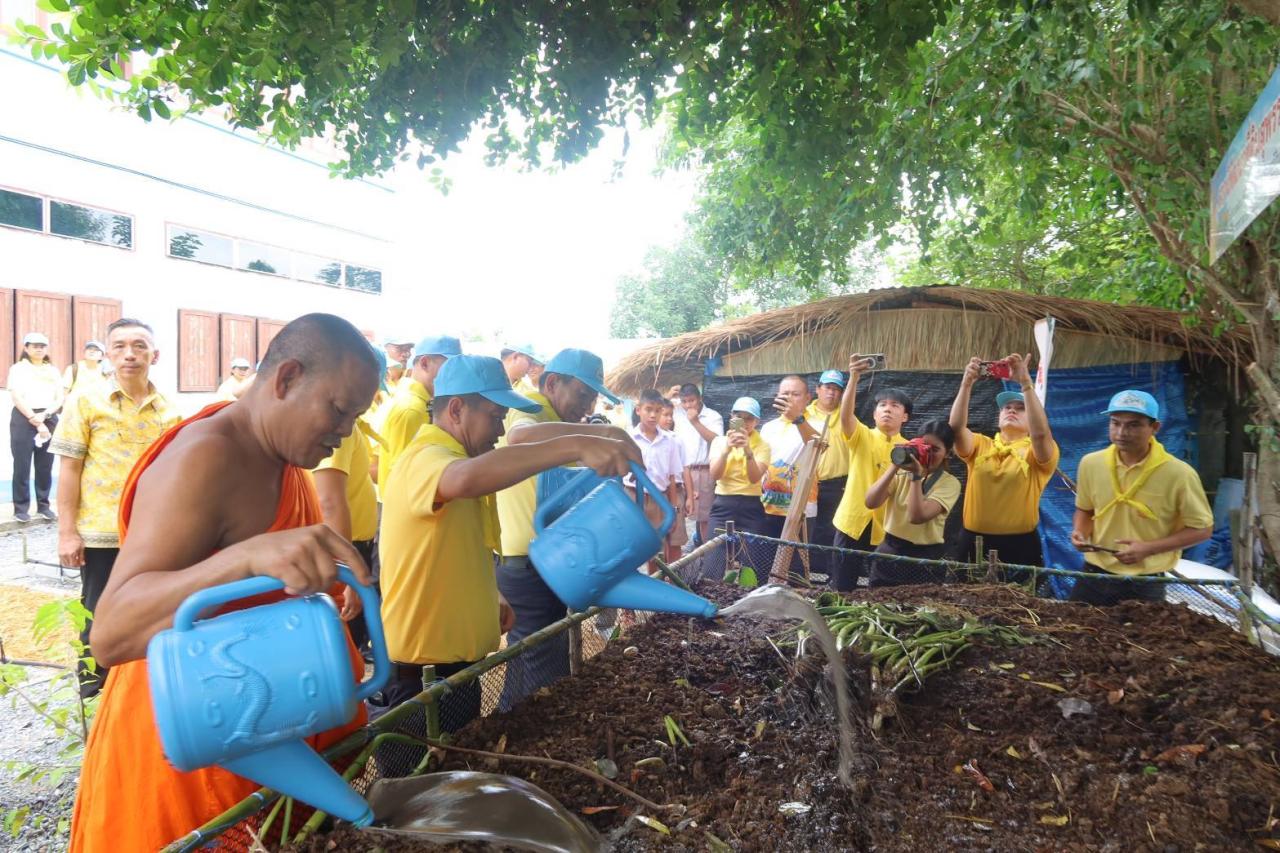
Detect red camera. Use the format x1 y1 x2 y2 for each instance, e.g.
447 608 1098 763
978 359 1012 379
890 438 937 470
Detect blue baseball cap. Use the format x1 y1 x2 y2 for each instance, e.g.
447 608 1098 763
371 347 389 393
996 390 1025 409
543 348 620 404
818 369 847 388
730 397 762 419
413 335 462 361
1103 389 1159 420
434 355 540 413
503 343 544 364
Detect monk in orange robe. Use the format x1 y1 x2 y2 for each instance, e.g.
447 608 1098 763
70 314 381 853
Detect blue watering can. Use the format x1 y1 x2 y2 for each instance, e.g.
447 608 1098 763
535 466 620 524
530 462 717 618
147 565 390 827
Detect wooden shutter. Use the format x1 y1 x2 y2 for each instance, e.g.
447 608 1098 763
72 296 123 354
177 309 219 392
15 289 73 369
0 289 13 389
220 313 257 377
256 318 287 361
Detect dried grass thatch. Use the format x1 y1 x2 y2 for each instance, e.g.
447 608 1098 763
607 285 1250 395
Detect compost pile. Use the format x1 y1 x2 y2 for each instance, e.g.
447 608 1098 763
299 582 1280 852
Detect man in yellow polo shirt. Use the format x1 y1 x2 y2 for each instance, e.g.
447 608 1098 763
830 354 910 592
375 354 636 730
376 334 461 487
1070 390 1212 605
807 369 850 578
949 353 1059 575
51 318 180 696
494 348 641 710
312 356 381 652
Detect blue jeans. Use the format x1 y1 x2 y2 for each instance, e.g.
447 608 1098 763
495 557 570 712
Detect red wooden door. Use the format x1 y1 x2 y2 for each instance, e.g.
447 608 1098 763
0 289 13 388
72 295 123 355
177 309 219 392
219 314 257 378
15 290 73 369
256 318 287 362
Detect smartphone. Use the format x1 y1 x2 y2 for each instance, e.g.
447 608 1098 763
978 360 1012 379
860 354 887 371
1080 542 1120 555
729 416 746 433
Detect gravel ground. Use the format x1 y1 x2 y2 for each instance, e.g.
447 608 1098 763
1 524 82 852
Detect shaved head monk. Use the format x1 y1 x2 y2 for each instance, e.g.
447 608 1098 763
70 313 381 853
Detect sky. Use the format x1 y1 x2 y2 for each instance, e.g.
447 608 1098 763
386 122 699 356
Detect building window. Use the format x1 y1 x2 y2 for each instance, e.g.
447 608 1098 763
344 264 382 294
167 225 233 268
237 241 292 277
50 200 133 248
0 188 43 232
295 253 344 287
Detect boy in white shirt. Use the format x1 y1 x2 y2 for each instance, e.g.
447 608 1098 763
630 390 685 561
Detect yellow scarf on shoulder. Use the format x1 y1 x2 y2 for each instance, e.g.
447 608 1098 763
1094 439 1171 521
977 433 1032 477
414 424 503 556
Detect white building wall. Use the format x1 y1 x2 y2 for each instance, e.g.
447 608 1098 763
0 45 402 413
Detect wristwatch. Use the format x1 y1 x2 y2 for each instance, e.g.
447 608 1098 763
910 473 925 482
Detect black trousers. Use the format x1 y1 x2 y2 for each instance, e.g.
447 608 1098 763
957 528 1044 584
11 408 56 512
814 478 845 576
868 533 949 587
1068 571 1166 606
368 659 480 776
758 512 812 582
496 557 570 712
78 547 118 698
831 526 875 592
707 494 769 578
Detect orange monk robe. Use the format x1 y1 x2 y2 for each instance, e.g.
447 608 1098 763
70 402 368 853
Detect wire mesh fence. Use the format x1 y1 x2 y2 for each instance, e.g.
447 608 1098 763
163 530 1278 851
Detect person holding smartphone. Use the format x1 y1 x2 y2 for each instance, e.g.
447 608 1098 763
706 397 771 577
863 419 961 586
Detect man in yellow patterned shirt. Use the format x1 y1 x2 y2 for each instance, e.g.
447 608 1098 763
50 318 180 697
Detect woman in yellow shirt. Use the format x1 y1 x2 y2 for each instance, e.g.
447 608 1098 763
706 397 770 578
864 419 962 587
8 332 64 522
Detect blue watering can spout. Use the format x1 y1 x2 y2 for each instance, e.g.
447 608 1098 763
596 571 718 618
530 462 718 617
148 564 389 827
222 740 374 826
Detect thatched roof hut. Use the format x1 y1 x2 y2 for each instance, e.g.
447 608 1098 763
607 285 1249 574
607 285 1250 394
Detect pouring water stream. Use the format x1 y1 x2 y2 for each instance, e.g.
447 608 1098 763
719 585 857 786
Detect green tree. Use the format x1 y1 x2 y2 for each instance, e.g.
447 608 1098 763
610 239 727 338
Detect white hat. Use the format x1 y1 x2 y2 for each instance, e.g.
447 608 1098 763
22 332 49 346
230 357 252 369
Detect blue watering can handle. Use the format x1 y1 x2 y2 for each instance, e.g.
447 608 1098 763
172 565 391 701
533 467 599 536
629 462 676 538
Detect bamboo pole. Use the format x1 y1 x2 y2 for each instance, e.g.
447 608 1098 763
985 549 1000 584
568 617 582 676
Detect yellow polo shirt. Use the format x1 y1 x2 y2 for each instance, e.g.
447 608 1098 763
882 471 961 546
377 381 431 486
806 401 849 482
710 432 770 496
958 434 1059 535
1075 446 1213 576
495 390 561 556
379 424 501 664
833 421 907 544
49 382 180 547
313 427 378 542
